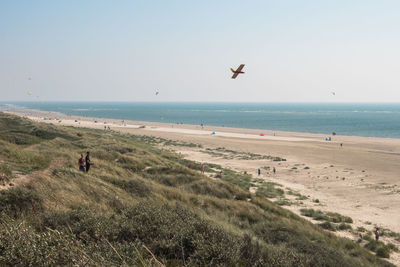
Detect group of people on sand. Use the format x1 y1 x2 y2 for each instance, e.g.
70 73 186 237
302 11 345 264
78 152 93 172
258 167 276 176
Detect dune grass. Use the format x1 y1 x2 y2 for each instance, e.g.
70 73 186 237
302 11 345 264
0 112 394 266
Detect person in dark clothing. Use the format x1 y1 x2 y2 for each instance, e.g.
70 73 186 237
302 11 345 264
85 152 92 172
78 154 85 172
375 228 380 241
258 168 261 176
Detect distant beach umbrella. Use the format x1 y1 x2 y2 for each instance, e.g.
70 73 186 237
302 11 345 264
212 131 216 135
260 133 264 136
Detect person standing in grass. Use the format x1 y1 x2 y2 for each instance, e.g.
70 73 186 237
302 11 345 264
273 167 276 174
201 164 205 174
85 151 93 173
78 154 86 172
375 228 380 241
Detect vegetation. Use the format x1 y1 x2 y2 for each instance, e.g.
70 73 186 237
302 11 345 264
255 181 284 199
287 190 308 200
364 241 398 258
0 113 394 266
300 208 353 224
203 147 286 161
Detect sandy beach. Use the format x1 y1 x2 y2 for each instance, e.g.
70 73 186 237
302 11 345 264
6 108 400 263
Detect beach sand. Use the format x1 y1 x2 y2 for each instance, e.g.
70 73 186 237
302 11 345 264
6 109 400 263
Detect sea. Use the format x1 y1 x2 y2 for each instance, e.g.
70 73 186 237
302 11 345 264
2 102 400 138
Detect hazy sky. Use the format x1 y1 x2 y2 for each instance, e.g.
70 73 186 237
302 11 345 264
1 1 400 102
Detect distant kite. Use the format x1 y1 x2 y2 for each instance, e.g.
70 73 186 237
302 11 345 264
28 77 32 80
155 90 159 96
230 64 245 79
26 91 32 96
331 92 336 96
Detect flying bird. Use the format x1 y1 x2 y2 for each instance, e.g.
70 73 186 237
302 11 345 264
230 64 245 79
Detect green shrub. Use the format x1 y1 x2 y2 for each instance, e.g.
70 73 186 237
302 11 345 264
118 156 146 172
0 220 90 266
220 169 253 191
338 223 352 230
0 164 12 181
387 243 398 252
0 187 43 217
144 165 201 186
2 216 146 266
357 226 367 232
185 179 250 200
256 182 284 199
119 202 244 265
319 222 336 231
376 247 390 258
109 178 151 198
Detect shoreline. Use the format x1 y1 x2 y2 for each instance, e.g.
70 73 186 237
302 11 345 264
3 104 400 140
4 106 400 143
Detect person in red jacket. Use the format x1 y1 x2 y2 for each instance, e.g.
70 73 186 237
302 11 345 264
78 154 85 172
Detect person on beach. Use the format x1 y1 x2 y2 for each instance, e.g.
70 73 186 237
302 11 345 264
85 152 93 173
258 168 261 176
201 165 205 174
273 167 276 174
374 228 380 241
78 154 86 172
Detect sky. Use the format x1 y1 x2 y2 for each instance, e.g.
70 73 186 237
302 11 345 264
1 0 400 102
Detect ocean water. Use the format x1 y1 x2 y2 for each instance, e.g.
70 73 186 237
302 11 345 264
3 102 400 138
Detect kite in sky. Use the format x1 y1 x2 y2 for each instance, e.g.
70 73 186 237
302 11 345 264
155 90 159 96
230 64 245 79
331 91 336 96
